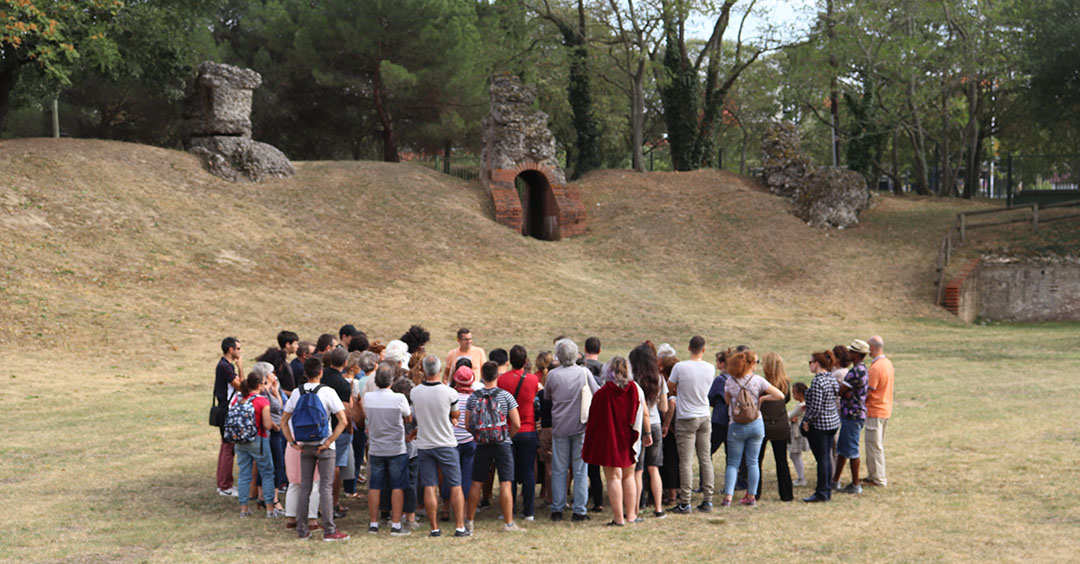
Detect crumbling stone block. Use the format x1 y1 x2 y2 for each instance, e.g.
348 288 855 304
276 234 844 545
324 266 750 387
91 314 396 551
183 62 294 183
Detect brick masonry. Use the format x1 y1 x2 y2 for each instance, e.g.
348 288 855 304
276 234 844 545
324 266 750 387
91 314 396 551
483 159 586 239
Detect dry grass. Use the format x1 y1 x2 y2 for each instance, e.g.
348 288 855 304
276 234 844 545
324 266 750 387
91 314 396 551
1 139 1078 563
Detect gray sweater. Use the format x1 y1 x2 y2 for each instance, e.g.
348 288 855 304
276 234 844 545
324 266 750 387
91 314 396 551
543 365 599 437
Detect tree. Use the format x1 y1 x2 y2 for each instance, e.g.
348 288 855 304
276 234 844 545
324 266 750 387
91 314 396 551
1021 0 1080 154
292 0 486 162
56 0 220 145
529 0 601 177
595 0 662 172
657 0 772 171
0 0 121 133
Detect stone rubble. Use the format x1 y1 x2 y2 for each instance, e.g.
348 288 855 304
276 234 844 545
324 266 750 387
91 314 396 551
761 121 869 229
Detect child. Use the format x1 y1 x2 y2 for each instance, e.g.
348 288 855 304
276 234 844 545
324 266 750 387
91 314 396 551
788 382 810 487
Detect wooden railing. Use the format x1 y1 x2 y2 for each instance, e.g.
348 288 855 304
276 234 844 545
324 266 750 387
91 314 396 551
933 199 1080 305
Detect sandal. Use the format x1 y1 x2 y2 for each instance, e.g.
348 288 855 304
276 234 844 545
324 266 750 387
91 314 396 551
605 520 624 527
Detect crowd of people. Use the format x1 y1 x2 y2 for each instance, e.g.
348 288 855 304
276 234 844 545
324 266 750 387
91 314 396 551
210 325 896 541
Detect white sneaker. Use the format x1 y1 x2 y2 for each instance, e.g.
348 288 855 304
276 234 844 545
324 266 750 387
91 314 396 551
503 522 526 532
217 487 238 497
792 479 807 487
524 515 535 521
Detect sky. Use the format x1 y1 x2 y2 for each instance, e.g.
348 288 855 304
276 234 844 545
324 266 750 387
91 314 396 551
686 0 818 44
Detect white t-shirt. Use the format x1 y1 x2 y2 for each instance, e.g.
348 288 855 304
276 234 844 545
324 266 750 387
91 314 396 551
669 359 714 420
411 381 460 450
648 378 669 426
283 382 346 448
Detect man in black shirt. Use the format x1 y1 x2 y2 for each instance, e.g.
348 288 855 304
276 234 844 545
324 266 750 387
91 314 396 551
215 337 242 496
291 341 313 388
320 347 354 517
274 330 299 393
582 336 605 512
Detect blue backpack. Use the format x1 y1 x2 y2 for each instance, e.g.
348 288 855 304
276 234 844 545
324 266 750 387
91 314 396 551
291 384 330 442
223 395 259 444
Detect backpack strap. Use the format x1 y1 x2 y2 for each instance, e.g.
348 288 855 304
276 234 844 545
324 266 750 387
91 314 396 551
300 383 324 396
514 373 526 399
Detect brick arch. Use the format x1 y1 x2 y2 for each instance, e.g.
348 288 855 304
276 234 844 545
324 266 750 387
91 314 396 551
484 160 586 240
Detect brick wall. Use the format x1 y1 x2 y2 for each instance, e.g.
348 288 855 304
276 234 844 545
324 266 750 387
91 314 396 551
482 160 586 239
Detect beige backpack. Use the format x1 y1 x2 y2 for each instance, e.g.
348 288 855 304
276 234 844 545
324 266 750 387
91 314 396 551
731 377 759 424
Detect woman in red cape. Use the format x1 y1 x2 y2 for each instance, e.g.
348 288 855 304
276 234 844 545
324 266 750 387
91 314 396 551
582 356 650 525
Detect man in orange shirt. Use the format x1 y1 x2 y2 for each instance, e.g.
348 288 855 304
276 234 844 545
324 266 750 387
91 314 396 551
443 328 486 382
864 335 894 487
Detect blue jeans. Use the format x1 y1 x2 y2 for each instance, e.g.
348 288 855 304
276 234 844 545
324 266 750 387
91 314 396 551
551 432 588 515
723 419 765 497
442 441 476 501
806 427 837 500
269 429 287 489
236 436 275 506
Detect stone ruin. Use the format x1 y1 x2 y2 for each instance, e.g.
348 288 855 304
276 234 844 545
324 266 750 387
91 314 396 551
481 72 585 240
761 121 869 229
183 62 295 183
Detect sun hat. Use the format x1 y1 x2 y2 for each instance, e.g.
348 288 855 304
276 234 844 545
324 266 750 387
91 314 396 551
847 339 871 355
452 366 475 388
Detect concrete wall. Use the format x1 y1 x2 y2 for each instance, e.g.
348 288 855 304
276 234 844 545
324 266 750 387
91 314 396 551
974 257 1080 322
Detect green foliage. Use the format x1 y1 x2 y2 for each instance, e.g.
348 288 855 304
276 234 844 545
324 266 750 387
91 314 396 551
1 0 122 84
1021 0 1080 154
844 77 881 184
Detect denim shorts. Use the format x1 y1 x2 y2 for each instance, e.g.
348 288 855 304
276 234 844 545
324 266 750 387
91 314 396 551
369 453 410 491
836 418 864 459
334 432 352 467
418 447 462 488
471 442 514 483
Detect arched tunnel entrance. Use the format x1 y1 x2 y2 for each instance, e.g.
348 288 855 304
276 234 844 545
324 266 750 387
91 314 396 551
516 169 561 241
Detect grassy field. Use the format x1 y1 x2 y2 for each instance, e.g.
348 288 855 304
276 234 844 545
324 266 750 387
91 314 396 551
1 139 1078 563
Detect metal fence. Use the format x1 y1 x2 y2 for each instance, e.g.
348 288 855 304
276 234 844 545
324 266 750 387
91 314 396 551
413 155 480 181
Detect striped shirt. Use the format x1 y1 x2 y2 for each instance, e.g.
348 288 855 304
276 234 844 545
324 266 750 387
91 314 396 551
803 371 841 431
453 391 474 444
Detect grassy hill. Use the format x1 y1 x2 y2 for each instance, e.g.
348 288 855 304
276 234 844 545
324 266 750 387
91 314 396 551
0 138 995 353
3 139 1080 563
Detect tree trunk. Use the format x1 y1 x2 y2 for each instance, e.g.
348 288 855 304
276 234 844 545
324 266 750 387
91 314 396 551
739 123 748 175
939 76 952 196
0 54 20 136
962 79 980 198
630 61 646 172
659 0 699 171
827 0 840 166
372 59 399 163
892 128 902 195
908 125 930 196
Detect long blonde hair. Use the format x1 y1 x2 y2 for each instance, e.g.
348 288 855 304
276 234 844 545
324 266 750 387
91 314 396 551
762 352 789 395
